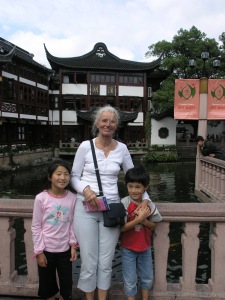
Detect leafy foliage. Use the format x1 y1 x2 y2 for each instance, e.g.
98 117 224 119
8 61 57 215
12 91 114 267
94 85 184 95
144 152 179 163
146 26 225 113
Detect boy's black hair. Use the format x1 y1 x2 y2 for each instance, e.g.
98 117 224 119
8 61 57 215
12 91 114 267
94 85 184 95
45 159 72 189
125 165 150 187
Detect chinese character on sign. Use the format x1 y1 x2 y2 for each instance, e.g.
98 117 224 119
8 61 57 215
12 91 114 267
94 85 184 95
107 85 115 96
91 85 100 95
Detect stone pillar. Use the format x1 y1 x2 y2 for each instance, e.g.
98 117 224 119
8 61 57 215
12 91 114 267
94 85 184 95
24 218 38 284
180 222 200 292
0 217 17 283
153 222 170 291
209 222 225 295
195 77 208 191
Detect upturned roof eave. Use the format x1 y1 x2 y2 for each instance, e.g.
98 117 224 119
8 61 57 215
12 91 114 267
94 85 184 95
0 46 16 65
44 43 161 72
0 38 52 73
151 108 174 120
45 59 160 72
76 107 139 123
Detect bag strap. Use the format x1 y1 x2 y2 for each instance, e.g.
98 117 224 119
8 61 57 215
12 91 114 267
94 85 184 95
90 140 103 196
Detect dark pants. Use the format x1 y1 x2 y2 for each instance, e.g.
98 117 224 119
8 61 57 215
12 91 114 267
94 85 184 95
38 249 72 300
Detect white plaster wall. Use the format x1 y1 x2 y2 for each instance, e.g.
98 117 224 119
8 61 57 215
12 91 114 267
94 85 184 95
19 77 36 87
2 112 18 118
62 84 88 95
151 117 177 146
37 116 48 121
62 110 77 125
99 85 107 95
61 84 144 97
49 90 60 94
19 114 36 120
2 71 18 80
49 110 78 125
37 83 48 90
118 86 143 97
49 110 59 124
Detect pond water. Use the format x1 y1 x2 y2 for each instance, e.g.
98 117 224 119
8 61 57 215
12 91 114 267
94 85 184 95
0 161 197 203
0 161 210 284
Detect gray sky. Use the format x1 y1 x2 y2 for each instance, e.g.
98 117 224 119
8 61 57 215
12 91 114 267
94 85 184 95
0 0 224 68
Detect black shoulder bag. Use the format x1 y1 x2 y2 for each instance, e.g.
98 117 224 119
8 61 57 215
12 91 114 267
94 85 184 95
90 140 126 227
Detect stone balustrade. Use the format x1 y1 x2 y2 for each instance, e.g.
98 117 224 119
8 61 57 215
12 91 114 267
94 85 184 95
195 155 225 203
1 199 225 299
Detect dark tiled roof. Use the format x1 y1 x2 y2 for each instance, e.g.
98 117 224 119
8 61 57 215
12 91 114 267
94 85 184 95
0 46 16 66
44 42 161 72
76 107 138 123
0 37 52 73
151 107 174 120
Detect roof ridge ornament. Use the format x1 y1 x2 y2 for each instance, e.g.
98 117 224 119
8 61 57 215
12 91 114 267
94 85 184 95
96 46 106 58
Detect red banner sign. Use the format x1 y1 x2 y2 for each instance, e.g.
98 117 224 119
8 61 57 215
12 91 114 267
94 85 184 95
208 79 225 120
174 79 200 119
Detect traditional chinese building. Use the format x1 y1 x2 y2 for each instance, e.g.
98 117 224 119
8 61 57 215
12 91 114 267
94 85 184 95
45 42 167 144
0 38 168 150
0 37 52 150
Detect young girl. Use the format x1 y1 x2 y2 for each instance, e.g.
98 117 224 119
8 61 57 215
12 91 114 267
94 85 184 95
120 165 162 300
31 159 78 300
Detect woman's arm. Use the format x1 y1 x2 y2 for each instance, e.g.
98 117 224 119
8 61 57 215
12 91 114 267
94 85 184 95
121 206 151 232
70 141 91 193
135 192 150 211
121 144 134 173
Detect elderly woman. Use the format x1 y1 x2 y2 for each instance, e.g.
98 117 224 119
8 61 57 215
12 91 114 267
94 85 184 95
70 105 149 300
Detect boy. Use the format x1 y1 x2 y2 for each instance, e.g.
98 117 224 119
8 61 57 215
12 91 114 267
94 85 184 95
120 165 162 300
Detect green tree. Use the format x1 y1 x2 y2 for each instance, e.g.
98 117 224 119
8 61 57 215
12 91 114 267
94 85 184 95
146 26 225 113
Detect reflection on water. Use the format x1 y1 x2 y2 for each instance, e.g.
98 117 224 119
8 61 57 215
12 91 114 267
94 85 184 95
0 161 210 284
0 162 197 202
119 162 199 204
0 165 48 198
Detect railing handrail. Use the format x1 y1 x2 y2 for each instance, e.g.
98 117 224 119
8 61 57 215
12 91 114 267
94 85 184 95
1 198 225 218
2 199 225 222
1 199 225 299
195 154 225 203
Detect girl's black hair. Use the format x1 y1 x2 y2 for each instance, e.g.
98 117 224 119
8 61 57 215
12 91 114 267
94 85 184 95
125 165 150 187
45 159 72 189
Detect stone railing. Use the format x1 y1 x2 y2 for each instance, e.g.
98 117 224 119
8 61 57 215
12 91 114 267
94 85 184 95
59 141 81 148
1 199 225 299
195 154 225 203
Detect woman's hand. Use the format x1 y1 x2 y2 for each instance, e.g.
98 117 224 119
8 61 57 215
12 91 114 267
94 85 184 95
83 186 98 209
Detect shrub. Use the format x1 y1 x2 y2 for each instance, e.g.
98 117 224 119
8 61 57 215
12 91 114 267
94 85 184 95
151 144 177 151
144 152 179 163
